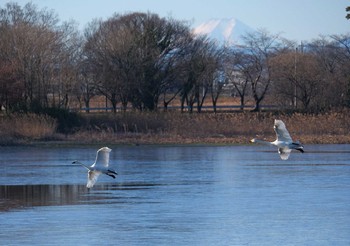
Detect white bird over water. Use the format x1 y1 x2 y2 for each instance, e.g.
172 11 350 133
72 147 118 188
250 119 304 160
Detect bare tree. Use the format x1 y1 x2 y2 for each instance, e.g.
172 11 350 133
331 34 350 107
210 70 226 113
271 51 325 111
223 47 251 110
0 60 22 112
74 57 98 113
0 2 80 111
83 18 132 112
240 29 282 111
179 36 221 113
83 12 191 112
307 37 346 109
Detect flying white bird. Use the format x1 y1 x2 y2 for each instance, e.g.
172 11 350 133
250 119 304 160
72 147 118 188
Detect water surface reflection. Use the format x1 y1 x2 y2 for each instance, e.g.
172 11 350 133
0 145 349 245
0 182 164 211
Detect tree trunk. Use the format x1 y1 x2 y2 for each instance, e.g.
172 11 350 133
84 99 90 113
240 95 245 111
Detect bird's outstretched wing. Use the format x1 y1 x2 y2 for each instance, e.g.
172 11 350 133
274 120 293 142
87 170 100 188
278 148 291 160
93 147 112 167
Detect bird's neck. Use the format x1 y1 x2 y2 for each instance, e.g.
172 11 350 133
75 161 91 170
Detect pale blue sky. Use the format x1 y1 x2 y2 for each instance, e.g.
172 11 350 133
4 0 350 41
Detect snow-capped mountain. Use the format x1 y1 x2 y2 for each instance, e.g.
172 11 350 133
193 18 255 44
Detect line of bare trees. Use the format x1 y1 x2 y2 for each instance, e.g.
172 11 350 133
1 2 350 114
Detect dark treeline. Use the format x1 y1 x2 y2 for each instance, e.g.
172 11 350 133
1 2 350 115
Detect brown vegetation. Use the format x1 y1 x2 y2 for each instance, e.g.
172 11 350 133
2 110 348 145
0 114 57 144
62 110 350 145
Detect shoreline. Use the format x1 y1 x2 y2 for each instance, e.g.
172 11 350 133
1 110 349 146
2 132 349 147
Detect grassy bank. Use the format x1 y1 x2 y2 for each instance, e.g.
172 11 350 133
0 114 57 145
1 110 349 145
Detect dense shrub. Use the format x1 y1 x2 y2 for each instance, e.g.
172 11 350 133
38 108 83 133
82 112 167 133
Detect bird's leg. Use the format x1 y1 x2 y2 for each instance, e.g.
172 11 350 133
107 174 116 179
296 148 304 153
108 169 118 175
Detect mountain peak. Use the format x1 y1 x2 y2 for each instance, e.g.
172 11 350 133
193 18 255 44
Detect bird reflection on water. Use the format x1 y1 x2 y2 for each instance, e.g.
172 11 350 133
0 182 157 212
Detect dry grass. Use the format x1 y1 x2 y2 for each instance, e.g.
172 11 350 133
0 114 57 144
1 110 349 145
67 110 350 145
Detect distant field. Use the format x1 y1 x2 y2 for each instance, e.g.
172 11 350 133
71 95 276 113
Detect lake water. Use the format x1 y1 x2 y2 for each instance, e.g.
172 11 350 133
0 144 349 245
